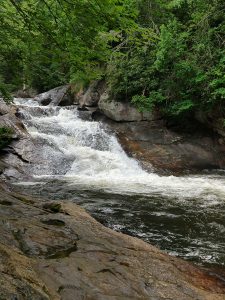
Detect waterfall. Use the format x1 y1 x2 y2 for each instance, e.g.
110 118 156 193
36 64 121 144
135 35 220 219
14 98 225 200
13 98 225 266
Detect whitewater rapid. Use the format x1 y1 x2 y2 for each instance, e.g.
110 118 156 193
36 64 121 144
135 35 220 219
12 97 225 266
14 98 225 201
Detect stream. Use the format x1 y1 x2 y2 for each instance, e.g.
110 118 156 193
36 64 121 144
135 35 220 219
13 98 225 268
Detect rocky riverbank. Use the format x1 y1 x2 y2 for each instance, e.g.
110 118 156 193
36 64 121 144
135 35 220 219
81 83 225 174
1 182 225 300
0 89 225 299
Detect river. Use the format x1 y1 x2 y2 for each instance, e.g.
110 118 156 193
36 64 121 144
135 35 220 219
12 98 225 268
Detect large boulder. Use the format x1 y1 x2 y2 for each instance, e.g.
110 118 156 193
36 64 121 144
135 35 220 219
79 80 105 107
0 101 39 181
14 88 37 98
34 85 74 106
0 99 10 115
99 92 157 122
93 113 225 174
0 100 28 139
196 111 225 139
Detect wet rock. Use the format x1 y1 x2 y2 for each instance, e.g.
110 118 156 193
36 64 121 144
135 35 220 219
34 85 74 106
0 109 27 138
0 100 36 180
99 92 158 122
0 184 225 299
0 137 41 181
94 114 225 173
0 99 11 115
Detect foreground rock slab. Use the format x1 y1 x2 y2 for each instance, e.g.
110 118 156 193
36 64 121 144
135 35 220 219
0 184 225 300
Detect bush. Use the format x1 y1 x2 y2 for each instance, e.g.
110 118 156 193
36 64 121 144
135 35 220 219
107 0 225 120
0 127 14 150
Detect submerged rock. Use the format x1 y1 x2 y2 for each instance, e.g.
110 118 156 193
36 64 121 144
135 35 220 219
0 184 225 299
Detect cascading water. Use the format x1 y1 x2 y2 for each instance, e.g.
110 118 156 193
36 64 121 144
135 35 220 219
13 98 225 267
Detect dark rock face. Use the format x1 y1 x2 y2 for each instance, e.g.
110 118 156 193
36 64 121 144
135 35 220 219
196 111 225 139
0 184 225 300
0 101 39 180
94 113 225 173
79 80 105 108
34 85 74 106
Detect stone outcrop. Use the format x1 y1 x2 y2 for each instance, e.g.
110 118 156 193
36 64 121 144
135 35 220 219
94 113 225 173
14 88 37 98
0 99 11 115
0 99 26 138
196 111 225 140
79 80 105 108
34 85 74 106
98 92 157 122
0 183 225 300
0 100 39 180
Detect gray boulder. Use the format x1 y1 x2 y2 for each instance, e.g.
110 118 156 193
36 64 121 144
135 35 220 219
98 92 157 122
0 99 10 115
79 80 105 107
14 88 37 98
34 85 74 106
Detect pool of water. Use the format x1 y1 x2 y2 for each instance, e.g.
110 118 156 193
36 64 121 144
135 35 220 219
13 178 225 267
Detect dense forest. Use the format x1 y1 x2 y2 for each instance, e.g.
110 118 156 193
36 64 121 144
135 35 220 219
0 0 225 119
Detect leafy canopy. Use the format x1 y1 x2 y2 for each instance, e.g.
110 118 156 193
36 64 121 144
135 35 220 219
0 0 225 119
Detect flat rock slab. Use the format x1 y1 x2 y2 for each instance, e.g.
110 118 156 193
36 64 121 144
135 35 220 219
0 184 225 300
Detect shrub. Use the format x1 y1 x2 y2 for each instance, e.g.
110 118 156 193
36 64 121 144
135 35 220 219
0 127 14 150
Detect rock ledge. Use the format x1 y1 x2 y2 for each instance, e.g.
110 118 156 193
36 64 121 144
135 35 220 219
0 184 225 300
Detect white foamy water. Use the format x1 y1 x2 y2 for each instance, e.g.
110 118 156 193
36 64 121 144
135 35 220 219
14 98 225 200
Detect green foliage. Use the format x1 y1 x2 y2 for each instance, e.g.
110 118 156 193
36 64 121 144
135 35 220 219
0 127 14 149
0 0 138 93
132 91 165 112
0 81 13 103
107 0 225 118
0 0 224 119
